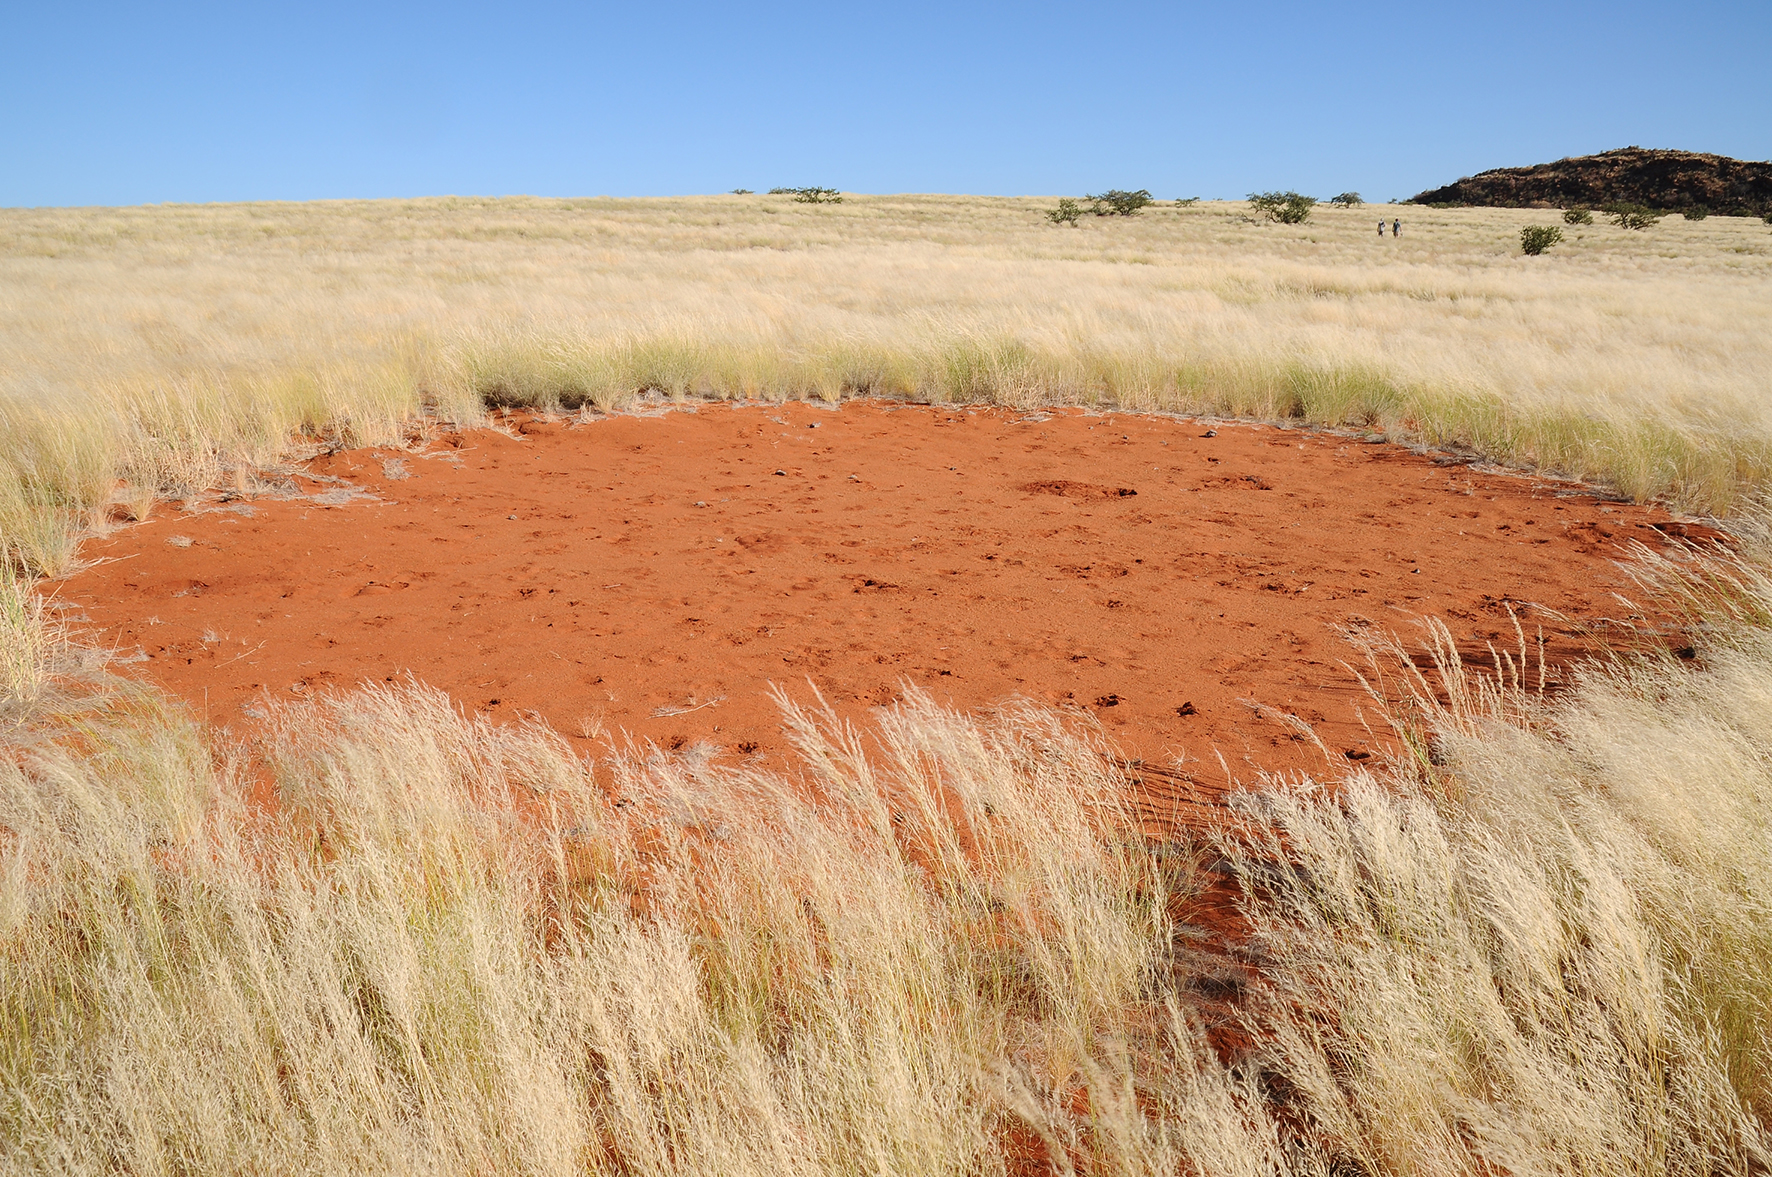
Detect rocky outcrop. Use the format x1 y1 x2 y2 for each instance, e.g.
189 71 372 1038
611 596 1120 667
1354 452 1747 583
1411 147 1772 215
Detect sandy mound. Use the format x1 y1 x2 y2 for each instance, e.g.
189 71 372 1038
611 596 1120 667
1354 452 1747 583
60 401 1709 794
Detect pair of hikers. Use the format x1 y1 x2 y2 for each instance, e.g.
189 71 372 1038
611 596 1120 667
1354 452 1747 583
1377 218 1401 237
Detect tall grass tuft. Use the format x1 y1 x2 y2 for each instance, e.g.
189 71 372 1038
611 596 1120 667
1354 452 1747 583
1217 564 1772 1175
0 559 55 716
1 678 1220 1174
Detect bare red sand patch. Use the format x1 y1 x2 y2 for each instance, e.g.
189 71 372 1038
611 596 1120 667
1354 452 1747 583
60 401 1708 789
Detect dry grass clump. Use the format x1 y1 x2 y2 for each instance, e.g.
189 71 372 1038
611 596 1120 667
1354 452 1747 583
0 356 468 575
4 194 1771 572
0 549 108 732
0 558 51 711
1222 611 1772 1174
5 545 1772 1174
0 664 1221 1175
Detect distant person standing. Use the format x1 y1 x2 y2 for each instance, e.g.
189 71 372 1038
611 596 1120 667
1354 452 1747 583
1392 218 1401 237
1378 218 1386 237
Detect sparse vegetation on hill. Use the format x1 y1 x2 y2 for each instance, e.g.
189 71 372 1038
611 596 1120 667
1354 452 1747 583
1412 146 1772 216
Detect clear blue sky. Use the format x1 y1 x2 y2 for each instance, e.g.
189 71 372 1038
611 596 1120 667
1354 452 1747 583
3 0 1768 208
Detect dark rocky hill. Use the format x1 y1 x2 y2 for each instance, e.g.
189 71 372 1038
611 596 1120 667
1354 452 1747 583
1411 147 1772 215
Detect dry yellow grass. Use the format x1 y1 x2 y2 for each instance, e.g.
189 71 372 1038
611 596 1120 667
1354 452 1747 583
4 194 1772 571
5 193 1772 1173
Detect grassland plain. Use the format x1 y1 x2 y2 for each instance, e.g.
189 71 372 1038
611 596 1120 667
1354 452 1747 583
4 193 1772 572
4 193 1772 1174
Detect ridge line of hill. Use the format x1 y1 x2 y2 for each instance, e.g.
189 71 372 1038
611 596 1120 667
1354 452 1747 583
1411 147 1772 216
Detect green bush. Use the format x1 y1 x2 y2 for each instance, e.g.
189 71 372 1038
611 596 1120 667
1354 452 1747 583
1563 208 1594 225
1174 196 1201 205
730 188 752 195
1683 205 1710 220
1329 192 1363 208
1604 203 1662 230
1248 191 1316 224
1045 198 1083 227
1085 189 1154 216
1520 225 1564 255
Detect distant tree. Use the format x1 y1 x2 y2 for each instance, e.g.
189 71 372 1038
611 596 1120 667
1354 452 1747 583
1085 190 1155 216
1175 196 1201 205
1046 198 1083 227
1603 203 1662 230
1248 191 1316 224
766 187 793 194
1682 205 1709 220
1520 225 1564 255
730 188 753 195
1563 208 1594 225
1329 192 1363 208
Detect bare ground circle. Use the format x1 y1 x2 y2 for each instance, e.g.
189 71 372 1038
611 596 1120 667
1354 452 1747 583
60 400 1710 800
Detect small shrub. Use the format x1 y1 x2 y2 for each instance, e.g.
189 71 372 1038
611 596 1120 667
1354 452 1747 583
1085 189 1154 216
1175 196 1201 205
1329 192 1363 208
1248 191 1316 224
1683 205 1709 220
1045 198 1083 227
1520 225 1564 255
1563 208 1593 226
1604 203 1662 230
730 188 752 195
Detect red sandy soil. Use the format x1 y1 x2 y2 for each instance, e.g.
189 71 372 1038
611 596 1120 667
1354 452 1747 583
58 400 1709 795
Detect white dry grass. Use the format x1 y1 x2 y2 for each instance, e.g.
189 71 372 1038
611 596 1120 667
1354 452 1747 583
4 194 1772 571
